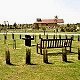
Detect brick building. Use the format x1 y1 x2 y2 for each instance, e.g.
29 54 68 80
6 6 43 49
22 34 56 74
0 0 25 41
34 18 64 29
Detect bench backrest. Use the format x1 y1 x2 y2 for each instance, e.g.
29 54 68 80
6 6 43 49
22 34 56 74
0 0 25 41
40 37 73 48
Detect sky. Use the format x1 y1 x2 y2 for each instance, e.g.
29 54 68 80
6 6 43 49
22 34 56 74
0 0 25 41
0 0 80 24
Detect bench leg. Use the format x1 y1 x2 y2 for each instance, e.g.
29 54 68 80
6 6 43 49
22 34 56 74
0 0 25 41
36 44 39 54
62 48 67 62
43 49 48 63
78 48 80 60
40 49 42 55
70 47 71 53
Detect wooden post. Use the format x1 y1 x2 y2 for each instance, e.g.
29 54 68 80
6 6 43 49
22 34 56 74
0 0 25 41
5 48 11 64
12 33 14 39
78 35 80 41
43 42 48 63
44 31 45 35
53 35 55 39
36 44 39 54
65 35 67 39
62 47 67 62
56 35 57 39
26 48 31 64
78 48 80 60
34 35 36 42
39 34 41 39
46 34 48 39
4 34 7 44
13 39 16 49
40 38 42 55
5 34 7 40
33 34 34 40
20 34 21 39
43 49 48 63
59 35 61 39
43 48 48 63
71 35 74 40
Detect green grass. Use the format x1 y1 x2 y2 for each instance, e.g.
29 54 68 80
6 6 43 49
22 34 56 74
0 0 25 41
0 34 80 80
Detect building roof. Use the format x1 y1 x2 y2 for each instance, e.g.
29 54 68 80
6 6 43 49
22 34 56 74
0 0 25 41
34 19 64 24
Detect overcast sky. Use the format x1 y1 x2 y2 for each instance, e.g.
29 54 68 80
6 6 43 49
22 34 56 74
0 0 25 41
0 0 80 24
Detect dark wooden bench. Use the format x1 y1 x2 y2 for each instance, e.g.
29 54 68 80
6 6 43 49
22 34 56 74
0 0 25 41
37 37 73 55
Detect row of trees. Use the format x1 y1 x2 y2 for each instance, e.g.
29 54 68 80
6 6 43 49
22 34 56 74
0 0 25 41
0 23 32 30
60 24 79 32
33 23 80 32
0 22 80 32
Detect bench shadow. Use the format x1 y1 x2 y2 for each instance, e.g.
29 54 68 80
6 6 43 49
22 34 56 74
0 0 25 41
25 63 37 65
47 51 76 56
66 61 74 63
31 44 36 47
47 52 62 56
6 63 16 66
29 63 37 65
45 62 53 64
63 61 74 63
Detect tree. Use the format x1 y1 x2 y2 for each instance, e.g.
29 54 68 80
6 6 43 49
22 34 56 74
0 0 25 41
13 22 17 29
42 27 46 35
54 15 58 33
54 15 58 19
65 24 77 32
34 23 39 29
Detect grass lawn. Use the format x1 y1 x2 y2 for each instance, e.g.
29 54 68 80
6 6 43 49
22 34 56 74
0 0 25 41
0 34 80 80
1 28 80 34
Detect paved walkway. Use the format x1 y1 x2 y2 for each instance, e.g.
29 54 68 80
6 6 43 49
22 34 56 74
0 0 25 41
0 32 80 35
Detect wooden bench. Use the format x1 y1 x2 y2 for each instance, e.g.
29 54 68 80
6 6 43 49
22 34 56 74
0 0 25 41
37 37 73 55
